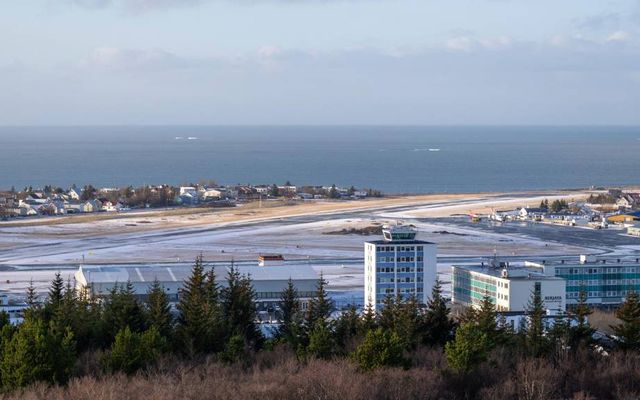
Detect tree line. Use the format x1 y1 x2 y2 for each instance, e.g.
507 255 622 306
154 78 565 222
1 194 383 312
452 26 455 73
3 256 640 398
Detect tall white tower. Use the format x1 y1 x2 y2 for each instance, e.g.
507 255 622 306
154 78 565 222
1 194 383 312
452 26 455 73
364 224 437 311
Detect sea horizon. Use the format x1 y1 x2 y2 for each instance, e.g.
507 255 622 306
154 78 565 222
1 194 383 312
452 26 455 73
1 125 639 193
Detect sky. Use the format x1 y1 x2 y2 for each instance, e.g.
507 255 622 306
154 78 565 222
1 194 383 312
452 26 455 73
0 0 639 125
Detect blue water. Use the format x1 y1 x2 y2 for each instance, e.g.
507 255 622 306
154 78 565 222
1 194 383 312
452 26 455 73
0 126 638 193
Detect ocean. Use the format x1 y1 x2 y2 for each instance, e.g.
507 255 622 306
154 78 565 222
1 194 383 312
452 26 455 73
0 126 638 194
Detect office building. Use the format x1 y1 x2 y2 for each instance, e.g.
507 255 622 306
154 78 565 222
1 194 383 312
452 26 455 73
364 224 437 311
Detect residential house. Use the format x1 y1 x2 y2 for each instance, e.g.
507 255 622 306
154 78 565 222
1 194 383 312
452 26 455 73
179 187 197 196
101 200 121 212
16 204 38 216
201 188 222 200
519 207 546 220
68 188 81 200
82 199 103 213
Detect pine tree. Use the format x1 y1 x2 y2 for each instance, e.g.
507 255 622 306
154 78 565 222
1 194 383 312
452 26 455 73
307 320 335 359
221 265 262 348
612 290 640 350
352 328 407 371
360 299 377 333
334 305 360 348
306 273 333 329
422 280 454 346
474 295 507 347
395 295 422 348
276 278 301 343
45 272 65 318
570 289 594 346
177 255 222 355
146 279 174 340
328 184 339 199
524 289 549 357
102 281 147 342
25 279 38 307
103 326 163 374
378 294 400 332
0 318 76 389
445 322 490 374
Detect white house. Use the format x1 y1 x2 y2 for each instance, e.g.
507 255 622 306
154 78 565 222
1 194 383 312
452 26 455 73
68 188 81 200
201 188 222 200
179 187 197 196
81 199 102 213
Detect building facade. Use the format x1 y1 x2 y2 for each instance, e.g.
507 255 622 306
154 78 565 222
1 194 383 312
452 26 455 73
453 255 640 310
548 255 640 307
364 225 437 311
452 262 566 312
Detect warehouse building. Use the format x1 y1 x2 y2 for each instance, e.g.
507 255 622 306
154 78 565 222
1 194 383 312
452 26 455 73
75 258 319 311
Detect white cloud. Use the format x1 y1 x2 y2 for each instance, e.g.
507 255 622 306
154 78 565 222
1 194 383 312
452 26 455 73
607 30 632 42
444 36 513 52
83 47 191 71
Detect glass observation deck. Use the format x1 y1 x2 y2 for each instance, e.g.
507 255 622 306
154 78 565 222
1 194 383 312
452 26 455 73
382 224 417 242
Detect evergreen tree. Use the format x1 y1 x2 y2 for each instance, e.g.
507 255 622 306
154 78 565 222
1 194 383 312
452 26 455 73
146 279 174 340
221 265 263 348
612 290 640 350
378 295 421 348
306 274 333 329
524 289 549 357
0 318 76 389
220 334 247 364
269 184 279 197
422 280 454 346
25 279 38 307
378 295 400 332
328 184 339 199
352 328 407 371
473 295 509 348
45 272 65 318
548 314 572 361
307 320 335 359
445 322 490 374
333 305 360 349
102 281 147 343
395 296 422 348
276 278 302 344
103 326 163 375
360 299 377 333
570 289 594 346
177 256 223 355
23 280 41 321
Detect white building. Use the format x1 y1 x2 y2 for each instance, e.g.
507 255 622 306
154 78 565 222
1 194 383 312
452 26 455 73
628 225 640 237
364 224 437 311
75 260 320 311
452 260 566 313
179 187 197 196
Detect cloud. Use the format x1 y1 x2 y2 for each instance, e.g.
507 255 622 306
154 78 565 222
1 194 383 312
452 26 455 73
2 35 640 125
576 12 621 31
83 47 194 71
444 36 513 53
607 30 632 42
64 0 363 12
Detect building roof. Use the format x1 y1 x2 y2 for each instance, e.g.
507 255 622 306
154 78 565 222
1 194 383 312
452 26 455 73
365 240 435 245
453 264 564 281
78 263 319 285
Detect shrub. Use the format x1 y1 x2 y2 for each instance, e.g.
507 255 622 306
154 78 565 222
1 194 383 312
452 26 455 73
352 328 407 371
102 326 163 374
